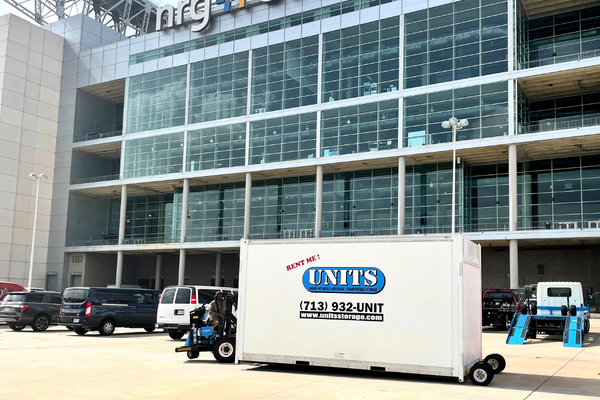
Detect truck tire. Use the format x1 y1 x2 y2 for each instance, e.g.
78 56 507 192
521 305 528 315
469 362 494 386
561 305 568 316
531 304 537 315
584 319 590 334
494 315 508 331
169 331 185 340
484 354 506 374
213 337 235 363
569 305 577 316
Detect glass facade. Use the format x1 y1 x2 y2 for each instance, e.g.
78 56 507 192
522 6 600 68
403 82 508 147
404 0 508 89
250 113 317 165
108 194 175 243
126 66 187 134
322 168 398 237
251 36 319 113
321 100 398 157
249 177 316 239
123 132 185 178
189 52 248 123
405 163 464 234
322 17 400 102
469 164 508 231
520 93 600 134
187 123 246 171
173 183 246 242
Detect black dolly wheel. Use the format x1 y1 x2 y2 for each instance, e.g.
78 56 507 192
484 353 506 374
32 315 50 332
469 362 494 386
213 337 235 363
169 331 185 340
8 323 26 331
187 350 200 359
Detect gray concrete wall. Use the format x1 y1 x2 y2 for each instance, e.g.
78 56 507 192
65 193 109 245
0 14 64 287
482 246 600 291
73 89 117 140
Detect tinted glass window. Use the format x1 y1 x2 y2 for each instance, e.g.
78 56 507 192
50 295 62 304
27 293 45 303
548 287 572 297
4 294 26 302
175 288 191 304
196 292 213 304
63 289 87 303
161 288 176 304
132 292 154 304
95 290 130 303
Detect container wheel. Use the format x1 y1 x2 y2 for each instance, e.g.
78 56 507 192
187 350 199 359
484 354 506 374
213 337 235 363
469 362 494 386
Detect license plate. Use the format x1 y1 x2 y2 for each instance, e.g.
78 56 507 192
175 310 184 315
73 318 79 323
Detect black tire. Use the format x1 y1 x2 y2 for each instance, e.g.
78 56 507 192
527 329 537 339
169 331 185 340
469 362 494 386
74 327 88 335
98 319 115 336
213 337 235 363
569 304 577 316
7 323 26 331
187 350 200 359
484 354 507 374
584 319 590 334
144 327 155 333
561 305 568 316
66 326 74 331
521 305 529 315
531 304 537 315
31 315 50 332
494 315 509 331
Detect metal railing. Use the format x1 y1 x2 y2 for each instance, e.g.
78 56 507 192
69 239 119 246
464 223 510 232
517 221 600 230
520 113 600 134
73 130 122 143
519 48 600 69
71 174 120 185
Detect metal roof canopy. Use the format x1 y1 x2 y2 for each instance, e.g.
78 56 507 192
4 0 158 36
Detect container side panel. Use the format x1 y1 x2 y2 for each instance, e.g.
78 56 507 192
461 239 482 368
241 240 454 368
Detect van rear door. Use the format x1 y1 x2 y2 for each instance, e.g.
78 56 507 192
61 289 88 324
156 287 177 326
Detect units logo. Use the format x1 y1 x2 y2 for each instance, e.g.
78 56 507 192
302 267 385 294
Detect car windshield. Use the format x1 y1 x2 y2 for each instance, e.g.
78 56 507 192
3 294 26 302
62 289 88 303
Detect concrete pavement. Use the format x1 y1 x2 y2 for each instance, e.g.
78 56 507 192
0 322 598 400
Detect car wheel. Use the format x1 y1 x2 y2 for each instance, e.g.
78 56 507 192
484 353 506 374
74 327 88 335
187 350 200 359
66 326 74 331
169 331 185 340
99 319 115 336
213 337 235 363
569 305 577 317
32 315 50 332
7 323 26 331
469 362 494 386
144 327 155 333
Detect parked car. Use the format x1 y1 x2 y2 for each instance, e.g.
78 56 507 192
156 285 238 340
59 287 160 336
482 289 522 330
0 291 62 331
0 281 26 302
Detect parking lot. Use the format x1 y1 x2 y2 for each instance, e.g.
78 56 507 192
1 322 599 400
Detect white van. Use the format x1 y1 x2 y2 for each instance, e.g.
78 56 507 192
156 285 238 340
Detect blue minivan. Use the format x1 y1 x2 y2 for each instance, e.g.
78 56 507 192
60 287 160 336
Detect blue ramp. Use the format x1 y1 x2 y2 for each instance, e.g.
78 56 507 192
506 314 531 345
563 316 584 348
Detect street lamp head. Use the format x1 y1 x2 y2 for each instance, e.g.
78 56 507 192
29 173 37 179
441 121 451 129
29 173 48 180
459 119 469 128
449 117 458 126
39 174 48 180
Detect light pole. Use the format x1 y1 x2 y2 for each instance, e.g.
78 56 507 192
27 173 48 290
441 118 468 236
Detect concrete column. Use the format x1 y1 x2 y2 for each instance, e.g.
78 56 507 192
243 172 252 239
178 249 186 285
509 239 518 289
315 165 323 238
180 179 190 243
398 157 406 235
155 254 162 290
509 144 517 231
116 185 127 288
215 253 222 286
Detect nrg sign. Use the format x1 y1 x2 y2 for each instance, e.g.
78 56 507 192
156 0 279 33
